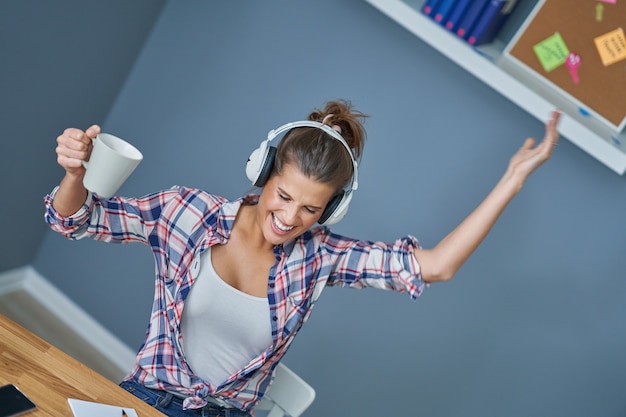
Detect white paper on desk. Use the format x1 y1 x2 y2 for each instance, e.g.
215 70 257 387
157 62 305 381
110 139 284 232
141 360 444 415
68 398 138 417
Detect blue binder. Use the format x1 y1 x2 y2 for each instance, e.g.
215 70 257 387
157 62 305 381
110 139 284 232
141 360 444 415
433 0 459 24
421 0 443 16
467 0 518 45
455 0 490 39
444 0 473 31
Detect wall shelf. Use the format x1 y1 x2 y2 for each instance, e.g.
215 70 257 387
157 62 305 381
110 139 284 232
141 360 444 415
365 0 626 174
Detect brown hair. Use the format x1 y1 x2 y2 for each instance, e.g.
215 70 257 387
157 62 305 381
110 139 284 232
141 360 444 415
273 99 368 192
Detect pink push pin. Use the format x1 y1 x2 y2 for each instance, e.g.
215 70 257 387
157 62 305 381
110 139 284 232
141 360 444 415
565 52 581 84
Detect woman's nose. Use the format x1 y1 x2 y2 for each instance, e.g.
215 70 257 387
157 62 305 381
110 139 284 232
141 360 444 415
283 204 299 224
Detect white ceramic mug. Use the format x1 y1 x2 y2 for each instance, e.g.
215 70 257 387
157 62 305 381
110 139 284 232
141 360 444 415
82 133 143 198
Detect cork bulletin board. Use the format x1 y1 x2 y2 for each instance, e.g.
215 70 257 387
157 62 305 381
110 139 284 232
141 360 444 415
505 0 626 131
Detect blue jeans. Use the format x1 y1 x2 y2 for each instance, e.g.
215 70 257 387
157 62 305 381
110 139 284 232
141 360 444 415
119 380 251 417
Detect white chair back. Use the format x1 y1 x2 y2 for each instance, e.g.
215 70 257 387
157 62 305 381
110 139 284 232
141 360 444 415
254 363 315 417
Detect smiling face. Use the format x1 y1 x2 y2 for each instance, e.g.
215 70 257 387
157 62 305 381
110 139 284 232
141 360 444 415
256 163 336 246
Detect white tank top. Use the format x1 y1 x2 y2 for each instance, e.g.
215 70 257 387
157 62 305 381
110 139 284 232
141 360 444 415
181 247 272 386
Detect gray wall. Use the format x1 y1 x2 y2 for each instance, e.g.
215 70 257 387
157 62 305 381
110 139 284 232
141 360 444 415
0 0 165 272
33 1 626 416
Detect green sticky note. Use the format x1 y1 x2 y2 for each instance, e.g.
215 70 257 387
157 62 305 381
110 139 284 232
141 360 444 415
533 33 570 72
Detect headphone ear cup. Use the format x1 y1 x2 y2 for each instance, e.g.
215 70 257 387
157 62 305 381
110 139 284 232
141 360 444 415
318 191 352 225
246 144 265 185
252 146 276 187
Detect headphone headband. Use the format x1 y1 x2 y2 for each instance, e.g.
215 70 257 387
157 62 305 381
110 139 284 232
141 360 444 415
264 120 359 191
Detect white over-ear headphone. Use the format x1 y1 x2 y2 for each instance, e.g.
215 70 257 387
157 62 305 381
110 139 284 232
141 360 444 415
246 120 359 225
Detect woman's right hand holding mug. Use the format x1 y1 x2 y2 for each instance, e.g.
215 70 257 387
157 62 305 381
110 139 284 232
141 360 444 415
56 125 100 176
53 124 100 216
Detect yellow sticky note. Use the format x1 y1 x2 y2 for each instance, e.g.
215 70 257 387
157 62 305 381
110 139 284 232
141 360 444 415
533 33 570 72
594 27 626 66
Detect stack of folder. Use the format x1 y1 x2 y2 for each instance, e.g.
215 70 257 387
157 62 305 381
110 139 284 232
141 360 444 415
421 0 518 46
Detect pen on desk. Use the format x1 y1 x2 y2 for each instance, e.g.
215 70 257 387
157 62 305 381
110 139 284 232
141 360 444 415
122 411 127 417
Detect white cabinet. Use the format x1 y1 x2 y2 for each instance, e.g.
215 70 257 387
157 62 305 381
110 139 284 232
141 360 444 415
365 0 626 174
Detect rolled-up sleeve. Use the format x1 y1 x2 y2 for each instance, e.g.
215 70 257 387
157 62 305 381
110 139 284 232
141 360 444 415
44 186 94 239
323 230 427 300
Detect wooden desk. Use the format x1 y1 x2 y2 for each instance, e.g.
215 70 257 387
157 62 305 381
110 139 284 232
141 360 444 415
0 314 165 417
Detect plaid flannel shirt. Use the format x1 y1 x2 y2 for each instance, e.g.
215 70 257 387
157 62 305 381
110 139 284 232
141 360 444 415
44 185 426 413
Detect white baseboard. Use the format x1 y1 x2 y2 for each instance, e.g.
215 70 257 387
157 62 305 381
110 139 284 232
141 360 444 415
0 265 135 382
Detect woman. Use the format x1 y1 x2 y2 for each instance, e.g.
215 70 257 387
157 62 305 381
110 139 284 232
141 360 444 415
45 100 561 416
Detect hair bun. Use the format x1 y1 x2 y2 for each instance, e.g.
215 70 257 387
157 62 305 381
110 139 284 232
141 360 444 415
308 99 367 159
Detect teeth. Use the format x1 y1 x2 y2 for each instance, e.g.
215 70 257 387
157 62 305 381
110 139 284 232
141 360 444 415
273 214 294 232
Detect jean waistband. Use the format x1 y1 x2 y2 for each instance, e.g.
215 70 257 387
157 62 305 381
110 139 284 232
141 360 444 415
167 388 233 409
119 380 250 417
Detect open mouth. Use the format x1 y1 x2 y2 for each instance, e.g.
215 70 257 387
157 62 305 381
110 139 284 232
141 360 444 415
272 213 295 233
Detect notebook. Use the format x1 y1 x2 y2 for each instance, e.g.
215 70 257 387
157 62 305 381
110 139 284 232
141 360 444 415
67 399 139 417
